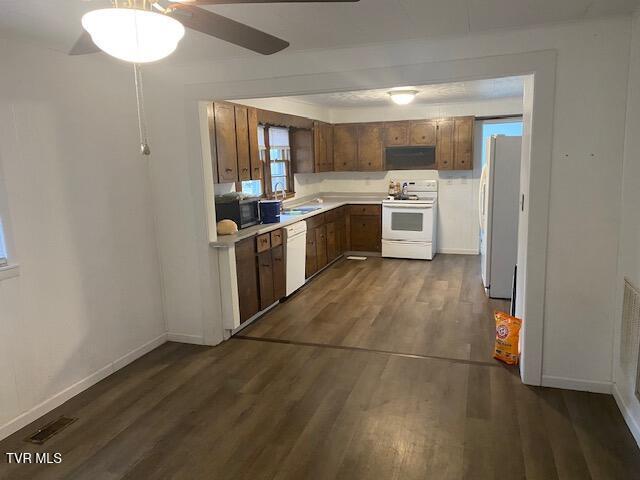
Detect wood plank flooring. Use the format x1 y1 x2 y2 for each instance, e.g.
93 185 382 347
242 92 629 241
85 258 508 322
1 255 638 479
242 255 509 363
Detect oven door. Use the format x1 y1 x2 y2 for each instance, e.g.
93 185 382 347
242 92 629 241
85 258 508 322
382 203 433 242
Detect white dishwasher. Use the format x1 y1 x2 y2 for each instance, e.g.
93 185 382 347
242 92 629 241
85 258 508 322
285 221 307 296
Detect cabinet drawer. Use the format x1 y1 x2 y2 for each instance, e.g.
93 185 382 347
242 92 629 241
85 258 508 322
306 213 325 229
270 229 283 248
256 233 271 253
349 204 381 216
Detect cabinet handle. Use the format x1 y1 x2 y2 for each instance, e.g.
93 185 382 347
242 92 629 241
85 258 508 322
225 168 232 173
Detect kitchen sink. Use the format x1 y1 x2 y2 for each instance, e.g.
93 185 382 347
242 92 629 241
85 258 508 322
282 206 322 215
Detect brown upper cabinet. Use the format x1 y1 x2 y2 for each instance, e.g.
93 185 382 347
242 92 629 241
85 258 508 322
247 107 262 180
208 102 261 184
324 123 334 172
333 125 358 171
213 102 238 183
294 122 334 174
453 116 474 170
357 123 384 171
436 118 455 170
384 122 410 147
410 120 437 146
207 102 474 177
291 128 314 174
435 116 474 171
234 105 251 181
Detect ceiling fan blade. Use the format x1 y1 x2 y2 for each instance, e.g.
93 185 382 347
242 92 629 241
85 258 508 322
69 30 100 56
167 4 290 55
178 0 358 3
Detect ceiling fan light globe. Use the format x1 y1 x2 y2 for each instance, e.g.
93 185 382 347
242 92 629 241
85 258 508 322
81 8 185 63
388 90 418 105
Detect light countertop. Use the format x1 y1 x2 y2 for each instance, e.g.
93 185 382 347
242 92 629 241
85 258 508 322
210 192 387 248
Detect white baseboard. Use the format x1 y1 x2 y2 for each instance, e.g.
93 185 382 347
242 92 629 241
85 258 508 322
613 383 640 448
541 375 612 394
0 333 167 441
437 248 479 255
167 333 206 345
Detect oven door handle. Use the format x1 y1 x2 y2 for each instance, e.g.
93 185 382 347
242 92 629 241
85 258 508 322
383 204 433 210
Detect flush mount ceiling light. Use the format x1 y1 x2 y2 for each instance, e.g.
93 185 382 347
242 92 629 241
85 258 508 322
388 89 418 105
81 7 185 63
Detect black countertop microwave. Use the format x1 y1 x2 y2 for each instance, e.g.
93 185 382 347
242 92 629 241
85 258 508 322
215 197 260 229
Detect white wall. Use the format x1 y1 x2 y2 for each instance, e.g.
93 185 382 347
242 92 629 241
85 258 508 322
614 12 640 444
232 97 332 123
328 97 523 123
145 17 631 392
0 39 166 440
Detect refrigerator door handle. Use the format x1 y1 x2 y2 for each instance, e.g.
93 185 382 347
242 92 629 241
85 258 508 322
479 164 488 229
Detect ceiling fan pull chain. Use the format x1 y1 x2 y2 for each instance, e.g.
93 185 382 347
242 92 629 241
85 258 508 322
134 63 151 155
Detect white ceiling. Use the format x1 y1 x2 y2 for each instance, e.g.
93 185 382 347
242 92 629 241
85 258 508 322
285 77 524 108
0 0 638 64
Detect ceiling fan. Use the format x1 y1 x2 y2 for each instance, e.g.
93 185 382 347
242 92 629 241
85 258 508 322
70 0 360 62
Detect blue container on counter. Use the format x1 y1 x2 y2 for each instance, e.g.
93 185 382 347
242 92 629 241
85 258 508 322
259 200 282 224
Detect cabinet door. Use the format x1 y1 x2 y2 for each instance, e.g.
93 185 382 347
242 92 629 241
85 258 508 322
234 105 251 181
315 225 328 270
206 103 219 183
326 222 337 262
357 123 384 171
248 107 262 180
385 122 410 146
453 116 474 170
339 210 348 254
436 118 454 170
305 226 318 278
258 251 274 310
333 125 358 171
410 120 437 146
214 102 239 182
271 245 286 301
235 238 259 324
291 128 314 174
324 124 334 172
350 215 381 252
313 121 326 172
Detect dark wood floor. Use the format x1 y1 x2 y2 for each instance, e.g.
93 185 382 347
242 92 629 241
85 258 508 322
242 255 509 363
1 255 639 479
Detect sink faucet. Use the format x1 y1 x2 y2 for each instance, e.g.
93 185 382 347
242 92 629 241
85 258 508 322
273 182 286 203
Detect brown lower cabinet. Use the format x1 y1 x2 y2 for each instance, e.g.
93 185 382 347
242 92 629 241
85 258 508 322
315 225 328 270
348 204 382 252
305 208 348 279
271 245 286 301
235 237 260 324
236 230 286 323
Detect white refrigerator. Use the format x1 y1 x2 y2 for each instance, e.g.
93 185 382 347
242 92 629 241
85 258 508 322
479 135 522 299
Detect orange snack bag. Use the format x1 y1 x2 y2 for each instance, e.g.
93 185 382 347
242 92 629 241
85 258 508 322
493 311 522 365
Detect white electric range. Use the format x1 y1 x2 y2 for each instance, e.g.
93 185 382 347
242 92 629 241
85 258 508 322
382 180 438 260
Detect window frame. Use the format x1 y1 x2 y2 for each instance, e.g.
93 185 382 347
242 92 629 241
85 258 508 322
0 160 17 277
261 124 295 199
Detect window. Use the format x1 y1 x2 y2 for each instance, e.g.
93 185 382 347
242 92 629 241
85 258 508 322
236 124 294 198
480 119 523 168
267 126 292 197
0 217 7 267
240 180 262 197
